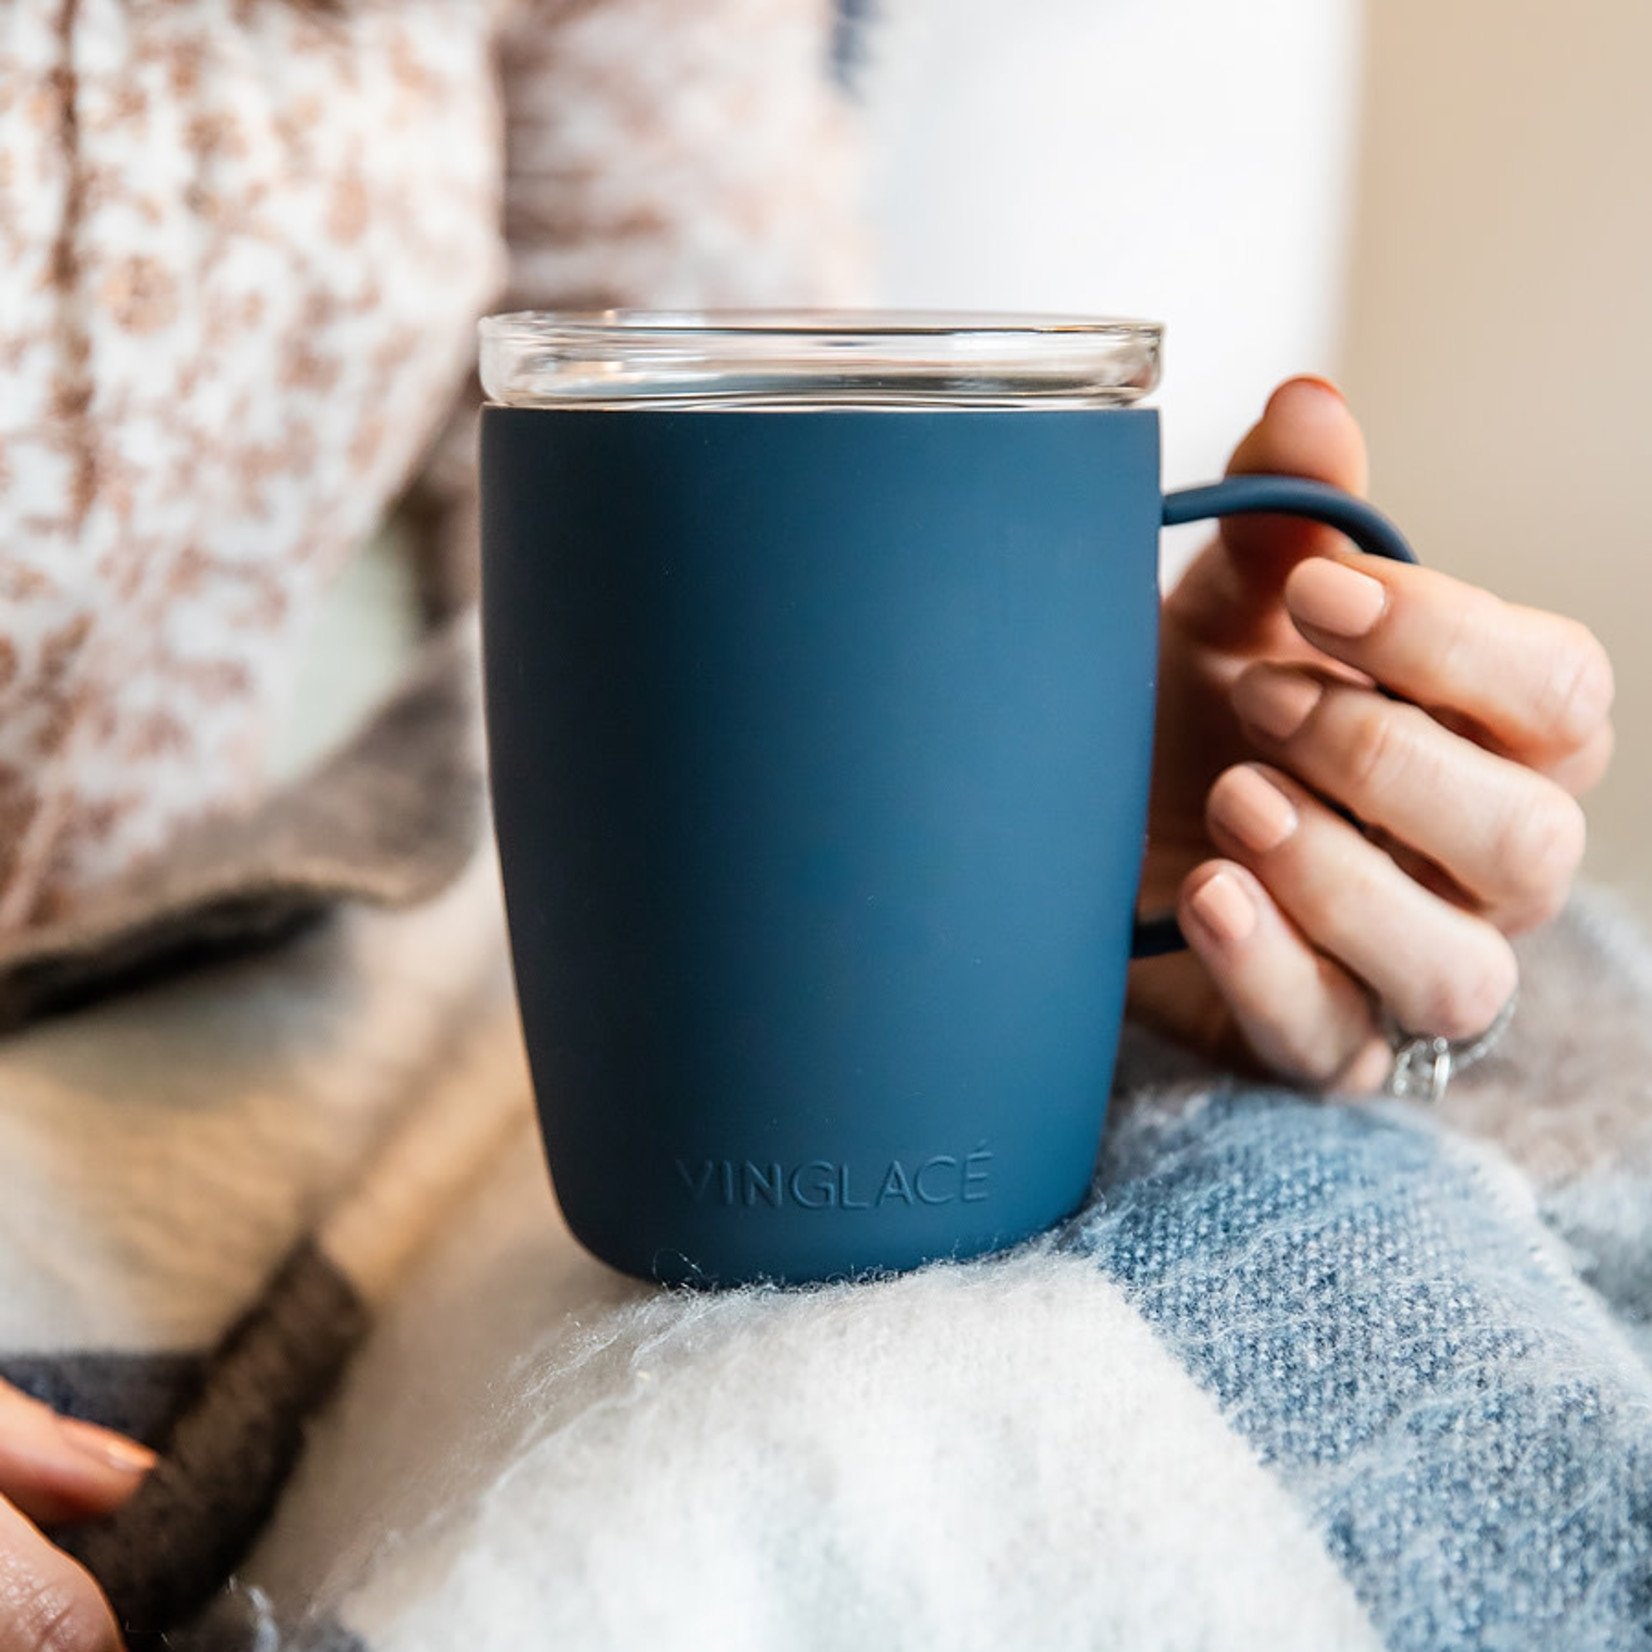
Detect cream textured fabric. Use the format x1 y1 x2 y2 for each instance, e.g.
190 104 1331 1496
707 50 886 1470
0 847 507 1353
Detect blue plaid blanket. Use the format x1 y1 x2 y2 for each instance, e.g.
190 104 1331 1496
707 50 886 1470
1082 1080 1652 1650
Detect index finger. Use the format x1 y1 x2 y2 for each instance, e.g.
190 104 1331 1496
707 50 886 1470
1166 377 1369 654
1282 553 1614 761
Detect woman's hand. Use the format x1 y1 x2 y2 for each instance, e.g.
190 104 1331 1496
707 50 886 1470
1130 377 1615 1090
0 1378 153 1651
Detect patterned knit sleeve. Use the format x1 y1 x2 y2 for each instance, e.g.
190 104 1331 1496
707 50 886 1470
495 0 866 312
402 0 868 617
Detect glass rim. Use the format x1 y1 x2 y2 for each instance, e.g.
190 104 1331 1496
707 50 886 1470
478 309 1165 410
479 308 1165 341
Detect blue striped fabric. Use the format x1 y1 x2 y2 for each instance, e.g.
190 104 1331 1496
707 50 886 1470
1072 1090 1652 1651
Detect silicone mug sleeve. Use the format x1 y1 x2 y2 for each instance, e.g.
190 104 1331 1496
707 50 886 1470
1131 474 1419 960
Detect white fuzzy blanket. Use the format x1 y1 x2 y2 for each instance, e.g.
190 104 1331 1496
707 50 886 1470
230 893 1652 1652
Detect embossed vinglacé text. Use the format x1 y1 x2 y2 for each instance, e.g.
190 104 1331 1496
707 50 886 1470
674 1150 993 1210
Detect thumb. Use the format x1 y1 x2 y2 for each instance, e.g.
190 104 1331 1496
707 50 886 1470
0 1498 124 1652
1167 376 1370 652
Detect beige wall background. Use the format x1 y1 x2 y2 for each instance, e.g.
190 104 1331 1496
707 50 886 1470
1342 0 1652 914
866 0 1649 914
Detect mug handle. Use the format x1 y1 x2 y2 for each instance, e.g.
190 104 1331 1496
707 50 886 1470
1131 474 1419 959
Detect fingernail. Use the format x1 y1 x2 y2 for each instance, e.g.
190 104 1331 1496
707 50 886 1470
1294 374 1346 403
57 1416 157 1475
1233 666 1324 742
1286 558 1388 638
1187 869 1257 946
1210 766 1299 854
1268 375 1346 415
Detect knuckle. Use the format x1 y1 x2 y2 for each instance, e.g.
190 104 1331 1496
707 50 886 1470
1270 1014 1342 1089
1247 977 1373 1094
1556 720 1616 796
1496 787 1586 928
1334 1038 1396 1097
1539 622 1615 744
1434 590 1491 685
1412 941 1518 1042
1342 700 1411 799
1297 1035 1366 1093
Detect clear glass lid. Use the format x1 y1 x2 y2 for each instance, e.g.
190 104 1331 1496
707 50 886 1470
478 311 1163 410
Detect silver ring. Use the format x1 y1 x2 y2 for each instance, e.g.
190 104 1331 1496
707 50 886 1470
1382 987 1517 1103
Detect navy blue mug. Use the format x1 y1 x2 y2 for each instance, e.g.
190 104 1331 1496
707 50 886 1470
478 313 1414 1286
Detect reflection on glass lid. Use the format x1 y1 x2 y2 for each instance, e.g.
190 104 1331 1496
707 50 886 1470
479 311 1164 409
